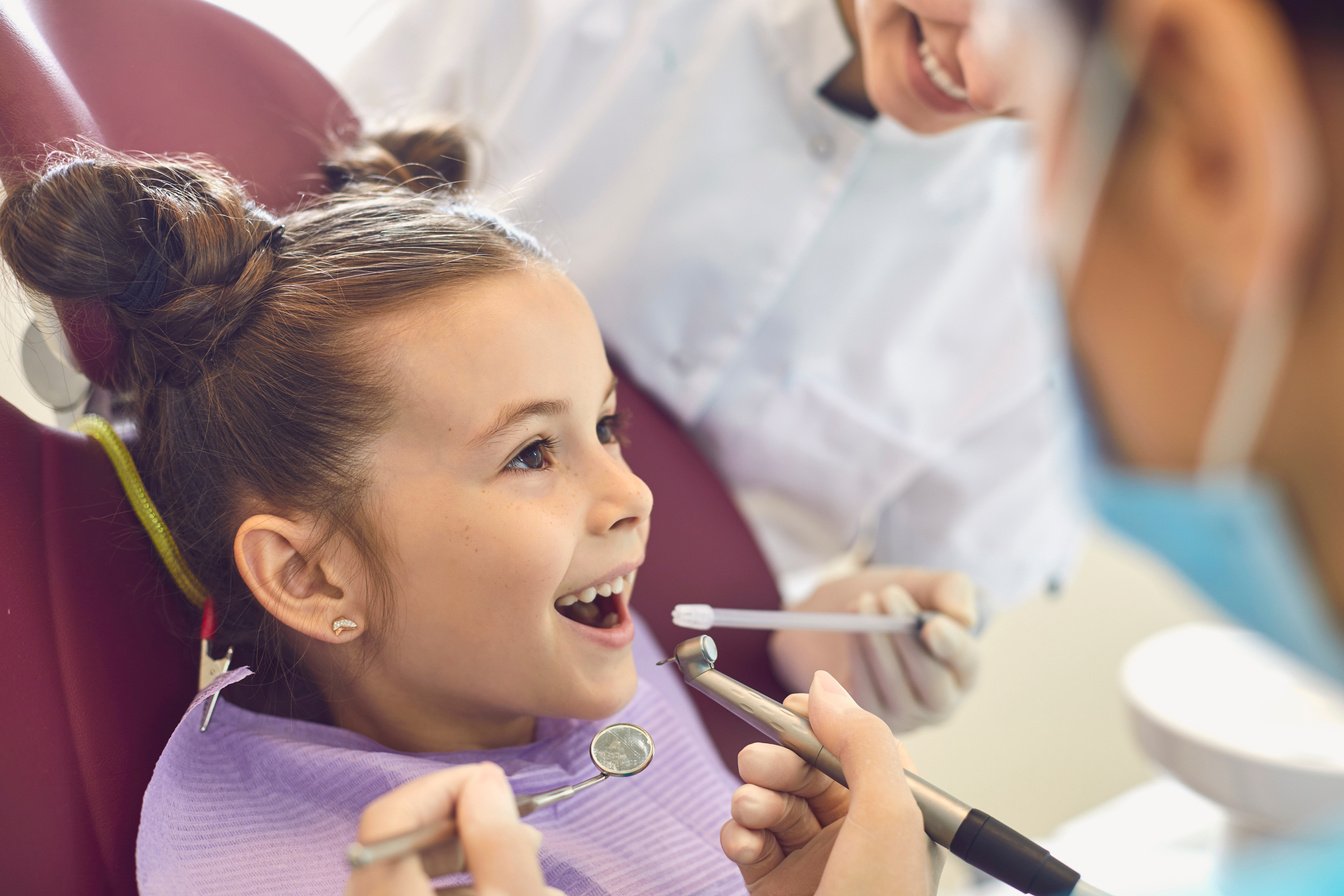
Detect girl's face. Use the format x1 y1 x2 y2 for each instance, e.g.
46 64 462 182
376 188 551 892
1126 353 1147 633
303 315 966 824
347 267 652 751
852 0 1012 133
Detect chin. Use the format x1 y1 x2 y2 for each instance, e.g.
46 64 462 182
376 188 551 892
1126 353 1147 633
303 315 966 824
562 669 640 721
871 81 974 135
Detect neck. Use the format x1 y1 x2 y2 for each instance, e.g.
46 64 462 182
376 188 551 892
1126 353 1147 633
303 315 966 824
318 663 537 753
1259 47 1344 629
332 697 536 754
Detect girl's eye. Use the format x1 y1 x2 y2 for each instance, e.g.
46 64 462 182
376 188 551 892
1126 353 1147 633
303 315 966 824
596 412 627 445
506 437 556 472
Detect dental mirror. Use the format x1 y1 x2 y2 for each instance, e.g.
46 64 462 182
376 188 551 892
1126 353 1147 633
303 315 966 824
347 722 655 874
590 722 655 776
515 722 654 815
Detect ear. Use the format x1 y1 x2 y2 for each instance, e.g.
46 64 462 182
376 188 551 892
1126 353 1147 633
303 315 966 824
234 514 369 645
1130 0 1320 320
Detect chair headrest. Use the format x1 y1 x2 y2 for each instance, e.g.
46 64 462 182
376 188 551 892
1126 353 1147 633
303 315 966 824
0 396 196 892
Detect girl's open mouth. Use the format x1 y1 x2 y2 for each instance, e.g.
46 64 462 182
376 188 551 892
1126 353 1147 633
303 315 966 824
553 571 634 629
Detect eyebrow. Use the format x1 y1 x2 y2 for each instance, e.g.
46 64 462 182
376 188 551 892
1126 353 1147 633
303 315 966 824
470 376 618 449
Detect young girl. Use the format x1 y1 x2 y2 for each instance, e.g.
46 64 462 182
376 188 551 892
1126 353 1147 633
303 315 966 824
0 132 745 894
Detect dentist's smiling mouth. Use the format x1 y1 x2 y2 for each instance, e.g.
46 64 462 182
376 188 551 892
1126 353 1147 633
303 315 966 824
918 37 968 102
907 15 974 110
554 569 638 629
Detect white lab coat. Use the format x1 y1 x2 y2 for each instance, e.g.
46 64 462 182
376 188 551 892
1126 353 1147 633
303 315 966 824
238 0 1084 611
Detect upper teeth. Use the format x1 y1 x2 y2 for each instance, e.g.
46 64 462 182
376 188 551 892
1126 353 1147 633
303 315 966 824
918 41 969 103
555 574 630 608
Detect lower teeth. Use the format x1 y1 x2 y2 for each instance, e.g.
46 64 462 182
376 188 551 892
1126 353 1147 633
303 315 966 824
570 602 600 624
560 599 619 628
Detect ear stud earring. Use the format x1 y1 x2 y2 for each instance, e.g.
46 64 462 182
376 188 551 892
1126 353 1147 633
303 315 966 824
332 617 359 635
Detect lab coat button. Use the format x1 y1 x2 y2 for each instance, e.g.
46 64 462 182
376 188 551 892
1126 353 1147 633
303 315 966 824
809 133 834 160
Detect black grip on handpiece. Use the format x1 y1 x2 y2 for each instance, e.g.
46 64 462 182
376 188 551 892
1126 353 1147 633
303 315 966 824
949 809 1082 896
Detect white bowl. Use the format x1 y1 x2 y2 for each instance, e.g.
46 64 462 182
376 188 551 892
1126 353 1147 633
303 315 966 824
1122 622 1344 836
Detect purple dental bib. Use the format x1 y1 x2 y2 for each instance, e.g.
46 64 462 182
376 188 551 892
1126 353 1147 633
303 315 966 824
136 618 746 895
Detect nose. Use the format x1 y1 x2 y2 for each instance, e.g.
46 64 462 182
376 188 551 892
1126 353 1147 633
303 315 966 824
586 449 654 536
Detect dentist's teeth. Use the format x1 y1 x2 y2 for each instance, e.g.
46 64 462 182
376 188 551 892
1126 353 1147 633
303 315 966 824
556 593 579 607
611 576 625 595
602 613 619 628
579 586 599 603
917 41 969 102
597 582 613 597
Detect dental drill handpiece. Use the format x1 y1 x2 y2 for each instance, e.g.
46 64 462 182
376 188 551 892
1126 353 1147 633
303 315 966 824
664 636 1111 896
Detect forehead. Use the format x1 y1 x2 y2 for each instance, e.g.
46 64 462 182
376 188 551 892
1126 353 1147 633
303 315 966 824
374 268 608 433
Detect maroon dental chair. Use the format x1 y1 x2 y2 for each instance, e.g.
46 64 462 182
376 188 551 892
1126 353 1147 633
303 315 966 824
0 1 785 893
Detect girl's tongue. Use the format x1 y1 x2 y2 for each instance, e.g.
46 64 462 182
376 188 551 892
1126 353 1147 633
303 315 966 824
558 593 621 628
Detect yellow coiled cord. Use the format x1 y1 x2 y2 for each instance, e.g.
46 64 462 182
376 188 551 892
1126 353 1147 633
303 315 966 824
74 414 209 609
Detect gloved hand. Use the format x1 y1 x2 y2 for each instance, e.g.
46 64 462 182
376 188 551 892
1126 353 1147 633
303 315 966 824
768 567 980 732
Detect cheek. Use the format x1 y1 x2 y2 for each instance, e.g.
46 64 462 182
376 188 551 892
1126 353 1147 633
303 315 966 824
860 9 914 115
405 495 573 598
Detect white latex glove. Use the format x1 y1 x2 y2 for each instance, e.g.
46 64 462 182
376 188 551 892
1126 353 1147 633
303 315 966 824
345 763 563 896
719 671 942 896
768 567 980 732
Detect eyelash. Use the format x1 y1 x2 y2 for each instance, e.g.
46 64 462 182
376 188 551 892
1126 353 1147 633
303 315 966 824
504 413 627 472
596 411 628 446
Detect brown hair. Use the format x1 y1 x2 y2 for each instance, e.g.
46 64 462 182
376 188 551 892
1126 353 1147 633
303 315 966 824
1066 0 1344 42
0 128 551 694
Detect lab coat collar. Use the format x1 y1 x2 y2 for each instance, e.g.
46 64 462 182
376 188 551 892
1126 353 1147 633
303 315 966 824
756 0 857 97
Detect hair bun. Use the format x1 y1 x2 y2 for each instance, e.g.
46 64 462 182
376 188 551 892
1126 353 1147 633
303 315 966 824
0 147 284 390
321 124 474 194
